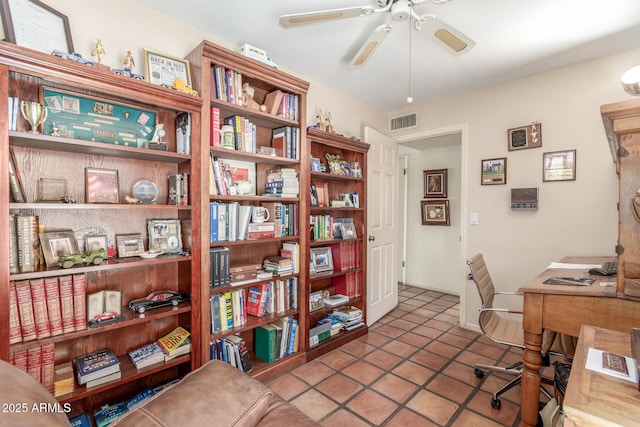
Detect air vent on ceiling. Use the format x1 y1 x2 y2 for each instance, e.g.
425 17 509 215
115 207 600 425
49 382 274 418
389 112 417 132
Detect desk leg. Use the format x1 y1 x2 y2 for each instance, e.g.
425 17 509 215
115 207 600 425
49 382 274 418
522 330 543 427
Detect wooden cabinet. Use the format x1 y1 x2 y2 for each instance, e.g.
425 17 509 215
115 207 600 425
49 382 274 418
0 42 202 417
186 41 309 381
601 98 640 300
305 128 369 360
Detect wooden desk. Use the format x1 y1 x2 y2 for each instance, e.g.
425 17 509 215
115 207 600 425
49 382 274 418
563 325 640 426
518 257 640 427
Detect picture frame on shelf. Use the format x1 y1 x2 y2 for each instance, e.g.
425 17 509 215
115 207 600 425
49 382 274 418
424 169 448 198
116 233 144 258
340 222 357 239
310 247 334 273
147 219 183 254
144 48 192 87
310 183 319 207
481 158 507 185
508 122 542 151
543 149 576 182
38 178 68 202
311 157 322 172
0 0 74 54
85 167 120 204
309 290 325 312
39 230 79 267
421 200 450 226
86 235 108 258
223 159 256 196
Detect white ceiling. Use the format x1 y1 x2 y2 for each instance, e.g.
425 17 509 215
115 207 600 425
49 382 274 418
135 0 640 113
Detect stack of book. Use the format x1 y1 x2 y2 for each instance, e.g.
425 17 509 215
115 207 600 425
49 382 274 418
128 342 164 369
263 168 299 198
331 306 365 332
73 349 121 388
157 326 191 361
262 256 293 276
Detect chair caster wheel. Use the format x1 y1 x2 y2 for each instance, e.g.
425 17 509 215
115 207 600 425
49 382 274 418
491 398 501 409
474 368 484 378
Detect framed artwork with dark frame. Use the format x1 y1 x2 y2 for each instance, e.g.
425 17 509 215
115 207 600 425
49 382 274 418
508 122 542 151
421 200 450 226
0 0 74 54
543 149 576 182
39 230 79 267
85 167 119 204
424 169 448 198
310 247 334 273
481 157 507 185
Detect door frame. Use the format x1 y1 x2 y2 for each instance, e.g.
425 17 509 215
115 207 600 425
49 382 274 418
394 123 469 327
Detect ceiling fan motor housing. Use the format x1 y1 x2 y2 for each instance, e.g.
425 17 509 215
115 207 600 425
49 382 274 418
391 0 412 21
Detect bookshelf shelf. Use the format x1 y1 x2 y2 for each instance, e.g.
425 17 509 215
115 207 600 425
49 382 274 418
209 236 300 248
210 147 299 165
9 203 192 211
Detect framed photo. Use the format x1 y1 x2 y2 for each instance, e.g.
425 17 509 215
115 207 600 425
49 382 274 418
508 122 542 151
310 157 322 172
38 178 68 202
104 290 122 314
310 183 319 207
223 159 256 196
543 149 576 182
481 158 507 185
86 235 108 258
39 231 79 267
424 169 448 198
85 167 119 204
310 247 334 273
309 290 325 312
0 0 74 54
340 222 357 239
421 200 450 226
144 49 192 87
116 233 144 258
147 219 183 254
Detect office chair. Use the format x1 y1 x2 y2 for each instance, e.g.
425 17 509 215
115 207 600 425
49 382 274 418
466 253 575 410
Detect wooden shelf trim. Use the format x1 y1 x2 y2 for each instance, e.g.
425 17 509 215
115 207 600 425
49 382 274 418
309 237 363 247
210 236 300 247
309 267 362 282
209 194 300 203
307 128 370 153
10 203 191 211
310 171 364 182
210 274 300 294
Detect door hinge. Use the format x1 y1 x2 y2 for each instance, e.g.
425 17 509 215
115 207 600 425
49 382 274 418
402 261 405 267
403 168 407 175
616 244 624 255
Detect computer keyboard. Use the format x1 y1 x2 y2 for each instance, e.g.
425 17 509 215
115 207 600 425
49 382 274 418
602 261 618 274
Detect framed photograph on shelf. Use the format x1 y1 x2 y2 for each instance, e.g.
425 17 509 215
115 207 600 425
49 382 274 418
0 0 74 54
310 247 334 273
85 167 119 204
147 219 183 254
421 200 450 226
340 222 357 239
424 169 448 198
309 290 325 312
144 48 192 87
38 178 68 202
481 158 507 185
508 122 542 151
310 157 322 172
543 149 576 182
86 235 108 257
39 231 79 267
223 159 256 196
116 233 144 258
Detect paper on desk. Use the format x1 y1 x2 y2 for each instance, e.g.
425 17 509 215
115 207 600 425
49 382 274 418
547 262 601 269
586 347 638 384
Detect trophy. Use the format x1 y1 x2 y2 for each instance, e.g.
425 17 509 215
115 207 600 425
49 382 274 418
20 101 48 134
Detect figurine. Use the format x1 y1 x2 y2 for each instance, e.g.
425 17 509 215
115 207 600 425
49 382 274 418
150 124 165 143
91 39 106 64
241 83 266 112
50 122 60 137
125 195 141 204
123 50 135 70
325 111 334 133
316 109 325 131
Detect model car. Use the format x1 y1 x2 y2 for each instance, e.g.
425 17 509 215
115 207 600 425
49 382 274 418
88 312 122 327
172 78 198 96
58 249 106 269
112 68 145 80
51 50 94 66
128 291 190 313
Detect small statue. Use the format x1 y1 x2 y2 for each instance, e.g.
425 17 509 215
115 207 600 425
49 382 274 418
316 109 325 131
50 122 60 137
325 111 334 133
241 83 266 112
125 195 140 204
123 50 135 70
91 39 106 64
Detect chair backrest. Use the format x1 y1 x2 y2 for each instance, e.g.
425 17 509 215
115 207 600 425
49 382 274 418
467 253 495 311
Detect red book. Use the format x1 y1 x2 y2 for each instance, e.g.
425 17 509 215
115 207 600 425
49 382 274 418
41 344 55 393
44 277 63 336
30 278 51 339
211 106 220 147
12 348 28 372
15 279 37 341
9 281 22 344
72 274 87 331
58 275 76 334
27 346 42 383
246 283 270 317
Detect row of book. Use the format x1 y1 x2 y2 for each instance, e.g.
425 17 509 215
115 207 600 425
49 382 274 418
210 202 300 243
255 316 299 363
329 241 360 271
310 215 356 242
264 167 299 198
272 126 299 160
128 326 192 369
333 272 362 298
10 343 55 393
209 156 242 196
7 96 20 132
9 274 87 344
221 115 258 152
9 213 40 273
209 334 253 373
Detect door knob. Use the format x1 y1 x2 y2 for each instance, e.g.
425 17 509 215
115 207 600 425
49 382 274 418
368 235 375 241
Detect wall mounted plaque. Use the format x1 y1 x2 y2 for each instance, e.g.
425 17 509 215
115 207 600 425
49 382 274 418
508 122 542 151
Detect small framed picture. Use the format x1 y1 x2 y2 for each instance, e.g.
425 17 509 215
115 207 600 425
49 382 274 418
147 219 183 254
144 48 192 87
116 233 144 258
543 149 576 182
38 178 68 202
340 222 357 239
309 290 325 312
223 159 256 196
481 158 507 185
85 167 119 204
421 200 450 226
310 247 334 273
39 231 80 267
310 157 322 172
104 290 122 314
508 122 542 151
86 235 108 258
424 169 448 198
310 183 319 207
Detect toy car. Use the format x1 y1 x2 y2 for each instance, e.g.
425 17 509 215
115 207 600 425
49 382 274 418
112 68 145 80
172 78 198 96
128 291 190 313
88 312 122 327
51 50 94 66
58 249 106 269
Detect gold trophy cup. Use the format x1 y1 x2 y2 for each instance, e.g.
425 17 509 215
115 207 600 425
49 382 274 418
20 101 48 134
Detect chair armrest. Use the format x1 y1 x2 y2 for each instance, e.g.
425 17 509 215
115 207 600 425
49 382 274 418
480 307 523 315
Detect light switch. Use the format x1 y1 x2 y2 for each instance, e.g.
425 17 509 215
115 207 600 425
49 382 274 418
470 212 479 225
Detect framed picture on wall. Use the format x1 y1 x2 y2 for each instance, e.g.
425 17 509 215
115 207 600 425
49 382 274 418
421 199 450 226
424 169 448 198
481 157 507 185
543 149 576 182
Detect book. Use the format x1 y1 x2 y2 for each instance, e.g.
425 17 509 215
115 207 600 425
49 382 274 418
54 362 74 397
9 281 22 344
323 294 349 307
8 147 25 202
58 275 76 334
225 335 253 373
69 413 91 427
85 370 121 388
27 345 42 383
164 337 191 361
246 282 271 317
9 214 19 274
43 277 63 336
255 324 277 363
128 341 165 369
93 402 128 427
16 215 38 272
157 326 191 354
72 274 87 330
29 278 51 339
264 89 284 115
176 111 191 154
210 106 220 147
15 279 37 342
74 349 120 385
542 277 595 286
125 387 156 410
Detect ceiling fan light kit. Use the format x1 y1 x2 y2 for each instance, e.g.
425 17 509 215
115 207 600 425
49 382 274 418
621 65 640 96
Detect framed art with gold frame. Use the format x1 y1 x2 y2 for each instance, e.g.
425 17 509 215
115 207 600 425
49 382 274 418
421 200 450 226
39 230 79 267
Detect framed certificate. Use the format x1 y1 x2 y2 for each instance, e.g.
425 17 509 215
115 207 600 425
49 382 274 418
144 49 192 87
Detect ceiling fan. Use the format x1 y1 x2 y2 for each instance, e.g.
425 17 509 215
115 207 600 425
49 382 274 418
279 0 476 69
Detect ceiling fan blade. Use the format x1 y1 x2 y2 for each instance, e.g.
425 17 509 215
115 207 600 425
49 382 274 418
279 6 376 27
416 15 476 55
349 24 392 69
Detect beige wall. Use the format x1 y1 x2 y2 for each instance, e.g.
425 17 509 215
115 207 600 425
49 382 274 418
391 48 640 330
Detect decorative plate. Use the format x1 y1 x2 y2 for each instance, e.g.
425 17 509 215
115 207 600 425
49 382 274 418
132 180 158 204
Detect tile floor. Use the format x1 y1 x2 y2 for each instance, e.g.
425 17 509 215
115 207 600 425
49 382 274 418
267 284 557 426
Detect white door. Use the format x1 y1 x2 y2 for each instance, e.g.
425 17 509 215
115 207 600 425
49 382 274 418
365 126 399 325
